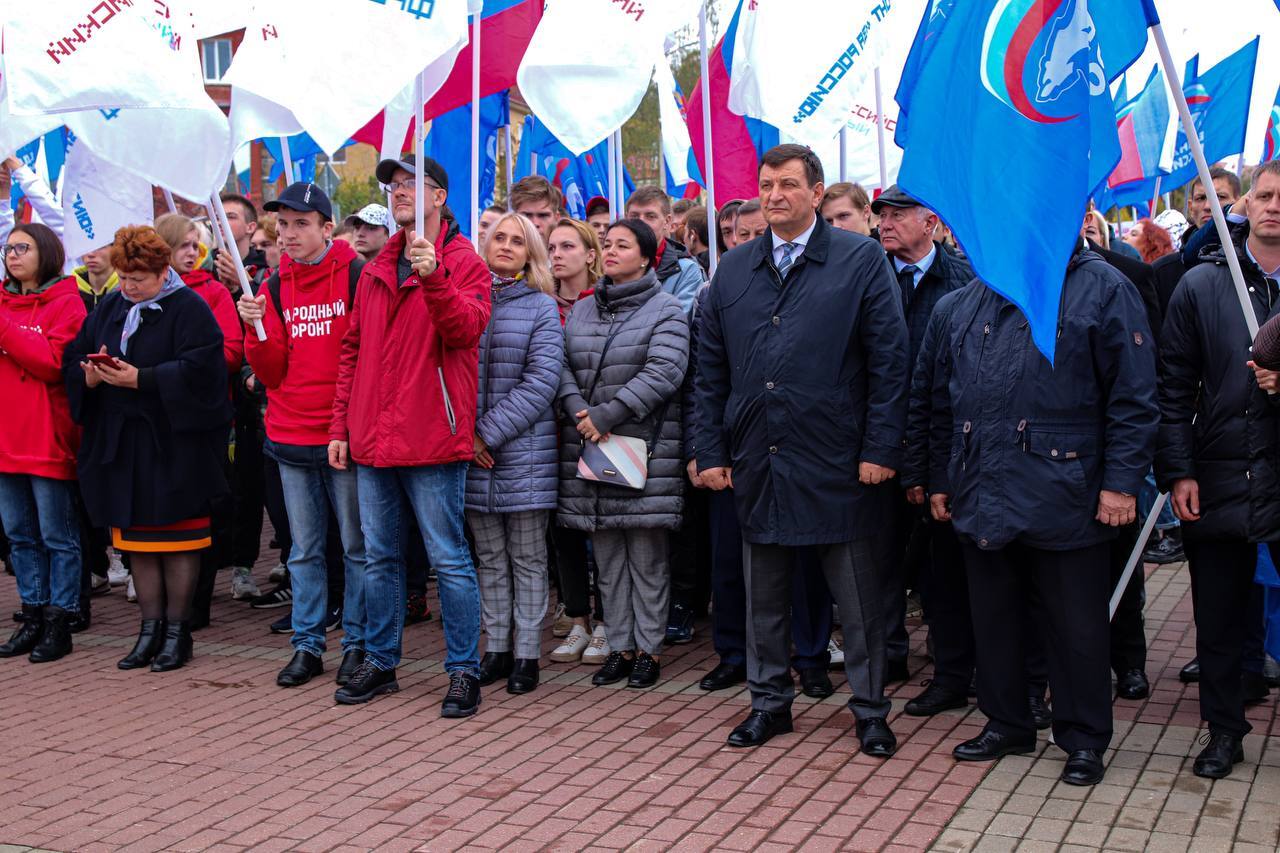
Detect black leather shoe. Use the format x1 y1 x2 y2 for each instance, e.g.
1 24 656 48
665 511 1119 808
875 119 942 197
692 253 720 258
150 621 193 672
277 651 324 687
29 606 73 663
665 603 695 644
0 604 43 657
1179 657 1200 683
700 661 747 691
441 671 481 718
904 681 969 717
1061 749 1106 785
1116 669 1150 700
799 667 834 699
727 709 794 747
954 728 1037 761
1029 695 1052 730
856 717 897 758
67 606 90 634
627 652 661 688
507 659 539 694
334 662 398 704
1193 732 1244 779
885 658 910 684
118 619 164 670
335 648 365 686
1242 670 1271 705
592 651 634 685
478 651 514 686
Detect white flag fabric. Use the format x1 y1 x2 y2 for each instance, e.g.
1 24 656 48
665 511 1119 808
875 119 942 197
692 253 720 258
224 0 468 157
654 54 694 188
727 0 924 150
517 0 700 155
60 133 154 259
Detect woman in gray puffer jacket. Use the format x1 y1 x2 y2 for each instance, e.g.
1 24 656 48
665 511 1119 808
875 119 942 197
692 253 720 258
558 219 690 690
466 213 565 696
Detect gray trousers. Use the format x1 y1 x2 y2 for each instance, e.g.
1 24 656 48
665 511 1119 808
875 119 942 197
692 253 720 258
591 528 670 656
467 509 550 659
745 539 891 720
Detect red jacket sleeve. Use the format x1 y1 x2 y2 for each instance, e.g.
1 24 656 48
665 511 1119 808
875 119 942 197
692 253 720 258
243 285 289 390
0 295 86 384
329 278 362 442
205 283 245 373
421 241 491 350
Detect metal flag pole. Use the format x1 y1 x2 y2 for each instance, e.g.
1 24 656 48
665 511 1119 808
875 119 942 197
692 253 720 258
205 202 225 251
162 189 177 213
210 193 266 341
839 126 849 182
414 71 427 238
1111 494 1167 620
503 125 514 207
699 2 718 276
279 136 296 185
470 7 482 239
1150 176 1162 214
606 132 618 220
615 128 626 213
873 67 889 190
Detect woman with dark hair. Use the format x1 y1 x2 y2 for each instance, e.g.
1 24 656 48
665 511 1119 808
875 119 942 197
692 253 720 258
557 219 690 690
716 200 746 254
1124 218 1176 264
64 225 232 672
0 223 87 661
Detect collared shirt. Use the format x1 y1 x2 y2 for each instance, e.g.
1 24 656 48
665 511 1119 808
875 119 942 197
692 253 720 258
771 215 818 270
1246 240 1280 280
294 241 334 266
892 243 937 290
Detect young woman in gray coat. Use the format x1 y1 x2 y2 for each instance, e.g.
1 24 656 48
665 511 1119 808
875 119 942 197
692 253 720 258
467 213 565 695
558 219 690 689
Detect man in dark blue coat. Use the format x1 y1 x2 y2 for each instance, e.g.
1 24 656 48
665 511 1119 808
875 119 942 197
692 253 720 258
922 247 1158 787
695 144 910 757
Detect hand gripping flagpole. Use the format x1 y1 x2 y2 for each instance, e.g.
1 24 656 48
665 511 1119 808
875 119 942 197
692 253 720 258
210 193 267 342
470 6 482 240
699 2 718 276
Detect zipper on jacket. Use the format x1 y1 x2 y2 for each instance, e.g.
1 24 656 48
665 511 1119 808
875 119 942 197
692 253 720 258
1015 418 1028 452
962 420 972 471
438 367 458 435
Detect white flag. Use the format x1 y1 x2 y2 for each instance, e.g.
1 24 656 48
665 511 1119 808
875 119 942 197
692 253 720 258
654 54 694 188
727 0 924 150
517 0 700 155
224 0 468 157
60 133 154 260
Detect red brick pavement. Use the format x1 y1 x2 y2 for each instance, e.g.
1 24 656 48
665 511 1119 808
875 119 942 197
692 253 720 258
0 551 1273 851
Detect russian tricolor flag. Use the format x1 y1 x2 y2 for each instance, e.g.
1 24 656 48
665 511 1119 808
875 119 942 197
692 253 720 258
1108 65 1170 190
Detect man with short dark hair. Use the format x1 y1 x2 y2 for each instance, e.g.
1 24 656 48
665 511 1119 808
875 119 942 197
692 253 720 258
733 200 767 245
1154 167 1243 316
822 182 873 235
510 176 562 243
585 196 611 244
626 186 703 312
684 206 711 273
476 204 506 252
695 144 909 757
671 198 694 239
343 204 391 262
216 193 267 290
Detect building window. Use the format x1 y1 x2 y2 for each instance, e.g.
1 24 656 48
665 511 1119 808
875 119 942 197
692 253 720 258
202 39 233 82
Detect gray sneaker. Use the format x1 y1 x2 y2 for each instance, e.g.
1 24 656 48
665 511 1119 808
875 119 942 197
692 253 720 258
231 566 261 601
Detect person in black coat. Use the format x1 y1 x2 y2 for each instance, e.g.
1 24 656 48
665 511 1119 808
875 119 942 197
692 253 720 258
923 245 1158 787
64 225 231 673
1156 161 1280 780
695 145 910 758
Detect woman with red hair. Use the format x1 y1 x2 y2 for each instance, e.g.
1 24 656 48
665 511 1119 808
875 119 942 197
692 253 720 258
1123 218 1176 264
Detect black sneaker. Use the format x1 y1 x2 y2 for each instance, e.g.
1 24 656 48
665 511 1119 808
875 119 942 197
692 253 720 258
628 652 661 688
441 671 481 718
250 585 293 609
334 662 399 705
269 612 292 634
665 603 695 645
324 605 342 633
592 651 634 686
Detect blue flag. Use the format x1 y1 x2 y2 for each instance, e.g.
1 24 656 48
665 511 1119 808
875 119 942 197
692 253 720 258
515 116 634 219
1262 84 1280 162
425 92 510 239
1165 37 1258 190
895 0 1157 362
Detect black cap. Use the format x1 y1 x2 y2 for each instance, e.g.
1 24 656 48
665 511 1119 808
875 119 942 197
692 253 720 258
375 153 449 193
870 184 921 215
263 182 334 221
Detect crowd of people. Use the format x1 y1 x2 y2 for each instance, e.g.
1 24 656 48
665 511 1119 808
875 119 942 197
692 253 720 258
2 142 1279 787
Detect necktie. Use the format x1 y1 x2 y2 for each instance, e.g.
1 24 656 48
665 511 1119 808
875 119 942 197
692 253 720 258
896 264 919 307
778 242 798 278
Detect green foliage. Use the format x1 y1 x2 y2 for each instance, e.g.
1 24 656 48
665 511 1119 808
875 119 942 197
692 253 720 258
331 176 381 222
621 48 705 189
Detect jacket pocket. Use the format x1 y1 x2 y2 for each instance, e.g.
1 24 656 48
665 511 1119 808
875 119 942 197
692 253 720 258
1025 428 1097 498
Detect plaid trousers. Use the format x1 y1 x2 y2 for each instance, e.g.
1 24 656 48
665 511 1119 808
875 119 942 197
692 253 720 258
466 509 550 658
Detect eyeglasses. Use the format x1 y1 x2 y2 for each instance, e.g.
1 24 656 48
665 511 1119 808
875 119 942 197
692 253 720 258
382 179 442 194
1 242 31 258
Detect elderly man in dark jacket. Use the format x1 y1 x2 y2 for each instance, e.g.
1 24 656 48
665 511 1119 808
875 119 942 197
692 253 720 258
924 246 1158 787
695 144 910 757
1157 159 1280 780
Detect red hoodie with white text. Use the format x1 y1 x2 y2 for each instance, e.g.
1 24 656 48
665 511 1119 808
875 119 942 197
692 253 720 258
182 267 244 373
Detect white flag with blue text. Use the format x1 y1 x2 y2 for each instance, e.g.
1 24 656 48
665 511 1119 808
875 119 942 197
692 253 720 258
60 134 154 260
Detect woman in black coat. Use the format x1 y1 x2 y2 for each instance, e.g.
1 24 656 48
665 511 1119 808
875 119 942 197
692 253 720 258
64 225 231 672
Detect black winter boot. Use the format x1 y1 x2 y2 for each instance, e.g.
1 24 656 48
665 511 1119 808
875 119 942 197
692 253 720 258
0 604 43 657
118 620 164 670
29 606 73 662
151 621 193 672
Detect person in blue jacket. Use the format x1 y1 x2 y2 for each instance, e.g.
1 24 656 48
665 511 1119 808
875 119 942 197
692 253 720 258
922 245 1159 787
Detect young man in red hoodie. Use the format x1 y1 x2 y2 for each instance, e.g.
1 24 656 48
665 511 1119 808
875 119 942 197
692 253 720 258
238 183 367 690
329 154 491 715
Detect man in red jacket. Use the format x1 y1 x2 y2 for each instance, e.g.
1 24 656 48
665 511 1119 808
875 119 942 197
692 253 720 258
239 182 368 691
329 154 491 716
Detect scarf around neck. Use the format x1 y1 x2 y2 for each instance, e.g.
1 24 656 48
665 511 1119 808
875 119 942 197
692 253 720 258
120 267 185 355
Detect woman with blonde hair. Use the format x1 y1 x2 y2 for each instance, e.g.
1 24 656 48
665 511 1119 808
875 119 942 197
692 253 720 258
549 218 602 323
467 212 565 694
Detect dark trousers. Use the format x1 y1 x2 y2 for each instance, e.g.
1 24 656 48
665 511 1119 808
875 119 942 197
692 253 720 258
1185 539 1258 738
669 487 712 615
963 541 1113 752
263 453 291 563
915 518 974 693
1108 521 1148 676
552 526 603 622
230 407 266 568
877 490 920 665
790 553 834 670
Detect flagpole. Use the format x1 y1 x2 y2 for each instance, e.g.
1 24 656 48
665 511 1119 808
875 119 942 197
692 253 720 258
615 129 625 212
162 189 177 213
873 67 889 190
210 193 266 342
414 71 426 238
839 126 848 183
470 6 481 240
1110 493 1167 621
205 203 226 251
607 132 618 220
1150 177 1162 214
279 136 295 185
503 125 514 207
699 2 718 276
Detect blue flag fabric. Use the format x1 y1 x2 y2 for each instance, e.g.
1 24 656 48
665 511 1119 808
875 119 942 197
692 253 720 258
1262 84 1280 162
1255 543 1280 662
895 0 1157 362
1165 38 1259 190
515 116 634 219
425 92 510 239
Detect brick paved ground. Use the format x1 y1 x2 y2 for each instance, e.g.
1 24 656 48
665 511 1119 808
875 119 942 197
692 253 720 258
0 542 1276 852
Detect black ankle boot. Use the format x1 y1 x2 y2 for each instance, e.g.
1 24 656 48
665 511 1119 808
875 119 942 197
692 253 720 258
29 606 73 663
118 620 164 670
0 604 43 657
151 621 193 672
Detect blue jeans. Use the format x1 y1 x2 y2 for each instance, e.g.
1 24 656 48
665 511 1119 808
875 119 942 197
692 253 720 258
357 462 480 674
267 441 366 656
0 474 81 612
1139 470 1178 530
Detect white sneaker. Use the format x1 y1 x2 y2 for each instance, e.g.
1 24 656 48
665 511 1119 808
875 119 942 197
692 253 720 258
550 623 592 662
126 576 137 603
107 552 129 586
827 635 845 671
90 573 112 596
580 624 611 666
551 601 573 638
231 566 261 600
268 562 288 584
